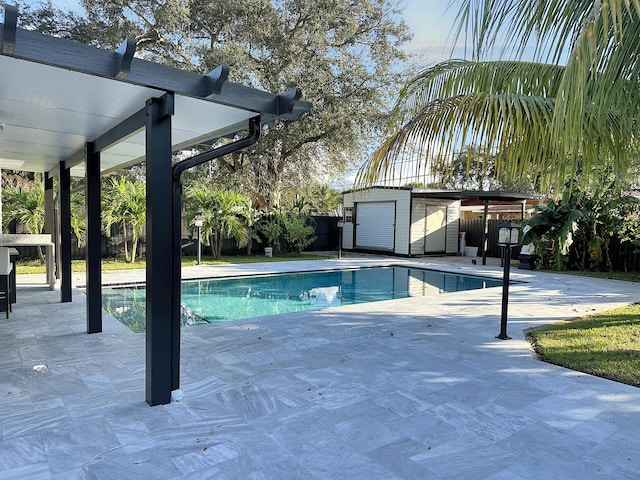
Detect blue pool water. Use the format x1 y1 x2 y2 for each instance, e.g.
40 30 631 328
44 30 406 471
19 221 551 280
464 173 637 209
102 266 503 332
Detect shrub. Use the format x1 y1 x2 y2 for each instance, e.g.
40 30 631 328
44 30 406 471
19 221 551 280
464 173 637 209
283 214 317 253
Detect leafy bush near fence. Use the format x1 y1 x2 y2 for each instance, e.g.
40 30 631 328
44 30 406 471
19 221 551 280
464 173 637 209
259 210 317 254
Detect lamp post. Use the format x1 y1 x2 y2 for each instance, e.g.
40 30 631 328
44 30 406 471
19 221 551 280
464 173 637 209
193 216 204 265
496 220 520 340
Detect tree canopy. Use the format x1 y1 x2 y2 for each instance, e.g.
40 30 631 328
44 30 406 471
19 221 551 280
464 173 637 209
20 0 411 208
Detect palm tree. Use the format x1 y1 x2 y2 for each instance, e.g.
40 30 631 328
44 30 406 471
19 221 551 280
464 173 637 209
2 182 46 262
70 192 87 248
102 176 146 263
358 1 640 191
2 183 45 235
2 181 86 260
184 186 250 258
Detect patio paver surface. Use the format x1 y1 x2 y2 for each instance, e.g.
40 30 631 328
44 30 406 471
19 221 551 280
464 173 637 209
1 256 639 479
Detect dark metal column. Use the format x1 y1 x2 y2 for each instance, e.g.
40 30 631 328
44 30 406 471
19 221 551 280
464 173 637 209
44 172 60 279
44 173 55 240
145 95 174 407
481 200 489 266
85 143 102 333
59 161 72 302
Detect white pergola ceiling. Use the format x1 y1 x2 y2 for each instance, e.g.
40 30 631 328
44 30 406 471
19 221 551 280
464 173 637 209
0 55 256 176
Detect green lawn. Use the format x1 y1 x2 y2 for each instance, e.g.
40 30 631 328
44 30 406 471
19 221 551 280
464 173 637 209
527 303 640 388
15 253 332 274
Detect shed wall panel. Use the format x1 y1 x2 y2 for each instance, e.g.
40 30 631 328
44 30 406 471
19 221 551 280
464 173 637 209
445 201 460 253
410 199 426 255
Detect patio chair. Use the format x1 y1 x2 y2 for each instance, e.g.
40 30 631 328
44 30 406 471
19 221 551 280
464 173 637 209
0 247 13 318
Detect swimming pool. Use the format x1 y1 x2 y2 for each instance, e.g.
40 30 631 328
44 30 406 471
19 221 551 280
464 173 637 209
102 265 503 332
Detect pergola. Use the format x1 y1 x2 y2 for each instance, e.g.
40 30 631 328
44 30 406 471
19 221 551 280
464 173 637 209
0 5 310 406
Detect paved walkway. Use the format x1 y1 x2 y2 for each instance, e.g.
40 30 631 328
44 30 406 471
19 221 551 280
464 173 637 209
1 256 639 479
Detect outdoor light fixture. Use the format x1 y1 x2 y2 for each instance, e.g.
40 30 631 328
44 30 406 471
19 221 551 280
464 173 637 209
0 123 4 135
193 216 204 265
496 220 520 340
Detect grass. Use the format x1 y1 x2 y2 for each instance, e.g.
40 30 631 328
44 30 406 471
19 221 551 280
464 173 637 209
527 303 640 388
15 253 333 274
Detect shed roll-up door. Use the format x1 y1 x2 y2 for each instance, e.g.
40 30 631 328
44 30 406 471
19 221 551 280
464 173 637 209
355 201 395 251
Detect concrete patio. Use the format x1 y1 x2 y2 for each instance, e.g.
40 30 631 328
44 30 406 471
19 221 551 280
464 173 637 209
1 256 639 479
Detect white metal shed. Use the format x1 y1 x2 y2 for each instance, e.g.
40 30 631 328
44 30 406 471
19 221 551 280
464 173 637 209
341 187 461 256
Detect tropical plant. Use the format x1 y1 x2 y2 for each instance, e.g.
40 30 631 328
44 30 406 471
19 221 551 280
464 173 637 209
2 182 46 262
282 214 317 253
2 183 45 235
102 176 146 263
310 184 342 215
70 192 87 248
358 1 640 192
184 186 250 258
522 190 586 270
522 182 640 271
244 207 263 256
259 212 285 254
2 178 86 259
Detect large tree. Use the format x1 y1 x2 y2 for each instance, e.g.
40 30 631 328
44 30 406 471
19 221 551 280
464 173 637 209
358 1 640 192
38 0 410 207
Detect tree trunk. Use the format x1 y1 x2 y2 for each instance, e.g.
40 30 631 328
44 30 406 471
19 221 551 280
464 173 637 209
216 236 222 259
129 235 138 263
122 222 131 262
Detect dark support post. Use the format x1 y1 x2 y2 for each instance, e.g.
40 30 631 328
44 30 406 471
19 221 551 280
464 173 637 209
496 246 512 340
482 200 489 266
44 173 61 279
85 143 102 333
59 162 72 303
43 171 55 245
145 95 174 407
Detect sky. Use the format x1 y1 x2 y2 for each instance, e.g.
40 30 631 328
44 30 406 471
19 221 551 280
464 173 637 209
16 0 464 66
400 0 463 66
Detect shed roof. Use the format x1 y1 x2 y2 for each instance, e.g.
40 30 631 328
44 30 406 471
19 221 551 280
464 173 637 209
343 186 533 202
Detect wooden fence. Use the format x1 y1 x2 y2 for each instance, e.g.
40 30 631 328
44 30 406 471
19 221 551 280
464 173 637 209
459 218 520 258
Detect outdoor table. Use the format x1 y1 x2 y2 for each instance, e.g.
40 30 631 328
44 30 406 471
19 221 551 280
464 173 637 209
0 234 55 291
